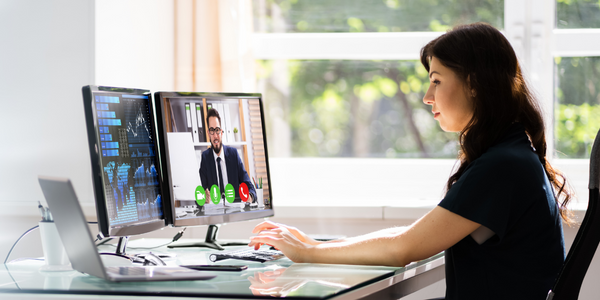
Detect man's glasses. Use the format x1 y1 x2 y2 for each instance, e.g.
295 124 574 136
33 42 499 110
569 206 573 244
208 127 222 135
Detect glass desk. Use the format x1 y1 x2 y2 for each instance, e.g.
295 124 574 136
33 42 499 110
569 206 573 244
0 242 444 299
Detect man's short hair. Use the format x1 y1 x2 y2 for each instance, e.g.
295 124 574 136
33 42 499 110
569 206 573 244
206 108 221 127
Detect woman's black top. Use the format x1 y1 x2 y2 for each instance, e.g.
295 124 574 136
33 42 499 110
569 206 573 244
439 123 565 300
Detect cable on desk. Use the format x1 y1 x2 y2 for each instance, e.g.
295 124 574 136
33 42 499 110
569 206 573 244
94 232 105 243
4 225 39 264
106 227 188 250
96 237 113 246
6 257 44 264
4 221 100 264
99 252 132 261
97 252 167 266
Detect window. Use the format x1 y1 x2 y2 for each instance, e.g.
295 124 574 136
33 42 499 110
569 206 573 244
253 0 503 33
258 59 459 158
554 1 600 159
555 57 600 158
251 0 599 206
557 0 600 29
253 0 504 158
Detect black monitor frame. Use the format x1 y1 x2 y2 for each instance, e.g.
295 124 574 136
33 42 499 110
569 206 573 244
82 85 169 237
154 91 274 229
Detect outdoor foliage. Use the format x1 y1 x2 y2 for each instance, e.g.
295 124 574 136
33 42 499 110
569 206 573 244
254 0 503 33
557 0 600 28
555 57 600 158
255 0 600 159
556 104 600 158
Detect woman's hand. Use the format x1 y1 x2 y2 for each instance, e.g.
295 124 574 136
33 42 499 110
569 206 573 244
249 207 481 267
249 221 321 262
251 221 321 247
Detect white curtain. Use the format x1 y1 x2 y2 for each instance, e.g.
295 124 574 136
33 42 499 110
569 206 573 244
174 0 255 92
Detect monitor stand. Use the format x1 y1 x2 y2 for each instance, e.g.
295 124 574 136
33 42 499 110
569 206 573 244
100 236 175 263
167 224 247 250
99 236 131 258
116 236 129 255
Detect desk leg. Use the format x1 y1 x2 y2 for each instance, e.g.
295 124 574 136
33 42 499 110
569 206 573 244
360 264 445 300
335 260 445 300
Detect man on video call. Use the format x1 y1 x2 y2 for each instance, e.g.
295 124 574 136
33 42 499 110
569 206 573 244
199 108 256 205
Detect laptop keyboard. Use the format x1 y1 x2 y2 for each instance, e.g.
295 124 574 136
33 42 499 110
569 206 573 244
209 248 285 263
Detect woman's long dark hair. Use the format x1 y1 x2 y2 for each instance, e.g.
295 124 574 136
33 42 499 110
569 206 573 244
420 23 572 222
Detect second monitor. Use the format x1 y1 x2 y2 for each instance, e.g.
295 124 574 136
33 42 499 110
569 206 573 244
154 92 273 249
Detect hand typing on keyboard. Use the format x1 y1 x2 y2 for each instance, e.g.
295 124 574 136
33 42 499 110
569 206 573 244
209 248 285 263
249 221 324 263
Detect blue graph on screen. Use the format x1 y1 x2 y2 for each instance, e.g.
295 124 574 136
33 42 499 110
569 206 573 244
104 160 162 225
99 97 163 226
104 161 138 225
133 159 159 187
129 144 156 158
125 102 152 143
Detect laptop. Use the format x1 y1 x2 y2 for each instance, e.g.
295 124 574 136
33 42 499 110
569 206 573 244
38 175 216 282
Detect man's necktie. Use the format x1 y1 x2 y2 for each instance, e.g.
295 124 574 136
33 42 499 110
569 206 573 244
216 157 225 201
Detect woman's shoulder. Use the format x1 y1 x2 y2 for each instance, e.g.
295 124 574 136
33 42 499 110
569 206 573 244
471 133 541 176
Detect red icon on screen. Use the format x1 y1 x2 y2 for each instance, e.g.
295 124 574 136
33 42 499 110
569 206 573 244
239 183 249 202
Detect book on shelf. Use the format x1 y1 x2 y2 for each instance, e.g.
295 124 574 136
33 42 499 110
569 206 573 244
195 103 206 142
223 103 235 143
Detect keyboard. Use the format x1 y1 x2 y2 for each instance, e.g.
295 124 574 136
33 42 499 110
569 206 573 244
209 248 285 263
106 266 175 276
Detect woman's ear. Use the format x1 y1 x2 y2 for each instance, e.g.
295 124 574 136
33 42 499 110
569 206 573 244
467 74 476 97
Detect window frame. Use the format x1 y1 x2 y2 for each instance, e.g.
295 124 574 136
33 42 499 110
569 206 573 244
251 0 596 210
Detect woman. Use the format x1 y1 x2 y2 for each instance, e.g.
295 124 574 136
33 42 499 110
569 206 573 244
249 23 571 299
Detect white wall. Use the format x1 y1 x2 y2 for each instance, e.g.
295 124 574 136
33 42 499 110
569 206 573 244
0 0 96 232
0 0 174 211
0 0 173 265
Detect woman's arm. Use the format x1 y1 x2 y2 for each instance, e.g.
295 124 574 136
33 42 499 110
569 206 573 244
251 222 409 248
250 206 481 267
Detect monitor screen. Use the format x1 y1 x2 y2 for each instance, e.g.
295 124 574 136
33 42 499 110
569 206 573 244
82 86 167 237
154 92 273 227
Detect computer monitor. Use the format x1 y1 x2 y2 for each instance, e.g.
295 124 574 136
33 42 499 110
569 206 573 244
81 86 169 240
154 92 273 249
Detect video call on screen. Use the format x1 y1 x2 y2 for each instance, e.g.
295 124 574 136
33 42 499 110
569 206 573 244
160 96 271 219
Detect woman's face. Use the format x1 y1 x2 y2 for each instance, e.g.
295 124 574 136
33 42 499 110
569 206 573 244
423 57 474 133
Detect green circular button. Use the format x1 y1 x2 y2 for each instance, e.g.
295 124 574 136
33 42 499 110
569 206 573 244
210 184 221 204
195 185 205 206
225 184 235 203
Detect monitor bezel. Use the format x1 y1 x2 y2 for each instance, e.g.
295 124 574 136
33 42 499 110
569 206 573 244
153 91 275 227
82 85 168 237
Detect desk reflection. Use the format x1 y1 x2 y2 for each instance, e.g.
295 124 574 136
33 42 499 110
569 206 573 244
0 252 444 299
248 264 393 298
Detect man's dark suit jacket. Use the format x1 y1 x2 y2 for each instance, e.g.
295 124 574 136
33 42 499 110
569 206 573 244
199 145 256 203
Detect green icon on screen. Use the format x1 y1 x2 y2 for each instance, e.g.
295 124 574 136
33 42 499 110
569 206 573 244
195 186 205 206
210 184 221 204
225 184 235 203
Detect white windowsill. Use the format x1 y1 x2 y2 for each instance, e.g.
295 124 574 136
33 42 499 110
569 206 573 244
2 158 590 221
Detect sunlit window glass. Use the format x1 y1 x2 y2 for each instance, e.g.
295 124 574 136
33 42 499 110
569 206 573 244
257 60 458 158
556 0 600 29
555 56 600 158
253 0 504 33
